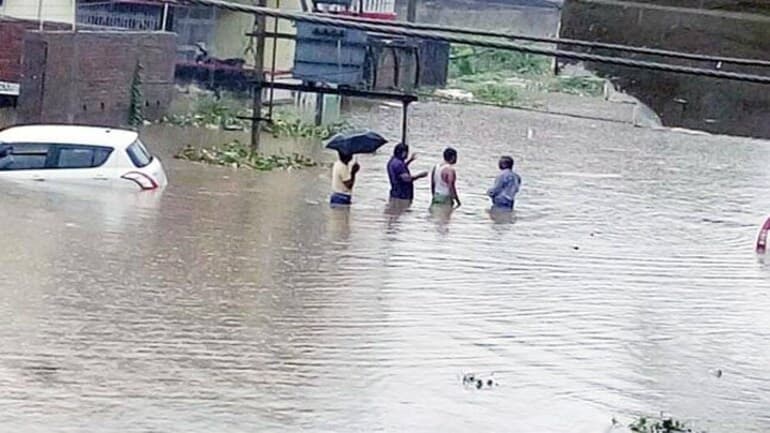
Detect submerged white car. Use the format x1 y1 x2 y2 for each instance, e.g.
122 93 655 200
0 125 167 190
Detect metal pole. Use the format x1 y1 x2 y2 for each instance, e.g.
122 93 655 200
71 0 77 31
267 0 280 118
37 0 45 31
406 0 417 23
162 3 170 31
250 1 267 153
400 101 409 144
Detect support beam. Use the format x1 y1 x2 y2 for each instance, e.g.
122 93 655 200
406 0 417 23
401 101 411 144
250 4 267 153
259 81 418 103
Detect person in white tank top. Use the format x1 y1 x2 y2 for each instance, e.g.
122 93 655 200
431 147 461 207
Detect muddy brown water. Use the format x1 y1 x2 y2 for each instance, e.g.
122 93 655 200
2 102 770 433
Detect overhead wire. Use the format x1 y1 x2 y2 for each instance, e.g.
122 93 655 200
171 0 770 84
317 12 770 68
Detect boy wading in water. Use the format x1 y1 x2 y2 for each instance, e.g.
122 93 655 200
431 147 461 208
330 151 360 206
487 155 521 211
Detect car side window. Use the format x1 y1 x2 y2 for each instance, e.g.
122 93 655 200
0 143 50 170
55 147 112 169
57 148 95 168
0 144 113 170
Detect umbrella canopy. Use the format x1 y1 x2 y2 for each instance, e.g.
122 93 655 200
325 131 388 155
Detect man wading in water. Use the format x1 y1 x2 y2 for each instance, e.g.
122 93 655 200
487 156 521 211
431 147 461 208
330 151 360 206
387 143 428 203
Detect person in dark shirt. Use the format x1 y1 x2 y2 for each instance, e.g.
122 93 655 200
387 143 427 202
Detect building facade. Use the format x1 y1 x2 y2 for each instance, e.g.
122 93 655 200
0 0 76 25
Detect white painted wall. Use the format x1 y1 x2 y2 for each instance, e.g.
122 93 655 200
0 0 76 24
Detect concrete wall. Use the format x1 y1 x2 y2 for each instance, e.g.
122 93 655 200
395 0 562 36
17 30 176 127
0 0 75 24
560 0 770 138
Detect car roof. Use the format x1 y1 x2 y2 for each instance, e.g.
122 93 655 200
0 125 138 149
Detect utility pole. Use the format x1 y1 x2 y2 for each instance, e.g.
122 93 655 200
37 0 45 31
406 0 417 23
403 0 418 143
250 1 267 153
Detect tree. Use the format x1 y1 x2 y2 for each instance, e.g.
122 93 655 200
128 61 144 127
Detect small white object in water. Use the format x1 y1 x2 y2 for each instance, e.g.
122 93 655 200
526 128 535 140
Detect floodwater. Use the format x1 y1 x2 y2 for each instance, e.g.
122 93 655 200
2 101 770 433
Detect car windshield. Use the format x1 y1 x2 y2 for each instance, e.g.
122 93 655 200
126 140 153 168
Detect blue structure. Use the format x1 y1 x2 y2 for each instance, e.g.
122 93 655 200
293 22 369 86
313 0 354 5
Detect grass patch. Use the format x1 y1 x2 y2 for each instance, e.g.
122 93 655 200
175 140 318 171
449 46 550 78
466 83 519 105
546 76 605 97
445 44 606 104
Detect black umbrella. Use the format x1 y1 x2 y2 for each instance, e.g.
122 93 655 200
325 131 388 155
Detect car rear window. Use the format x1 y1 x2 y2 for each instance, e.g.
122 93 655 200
126 140 153 168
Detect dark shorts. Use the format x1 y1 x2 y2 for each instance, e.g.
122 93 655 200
330 192 352 206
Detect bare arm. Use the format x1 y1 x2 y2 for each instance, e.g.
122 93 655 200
343 163 359 190
400 171 427 182
444 167 461 207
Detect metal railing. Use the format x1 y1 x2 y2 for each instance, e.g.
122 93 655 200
316 0 395 15
76 5 162 30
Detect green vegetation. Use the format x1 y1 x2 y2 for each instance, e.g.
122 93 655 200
444 45 606 106
175 140 318 171
159 96 350 140
449 46 550 78
622 416 704 433
128 62 144 127
466 82 520 106
268 115 350 140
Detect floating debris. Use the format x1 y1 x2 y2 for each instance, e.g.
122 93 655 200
175 141 317 171
462 372 497 390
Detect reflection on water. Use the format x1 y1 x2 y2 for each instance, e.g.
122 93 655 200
2 102 770 433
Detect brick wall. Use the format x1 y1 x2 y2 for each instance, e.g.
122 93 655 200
0 21 27 83
0 19 68 83
17 30 176 127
